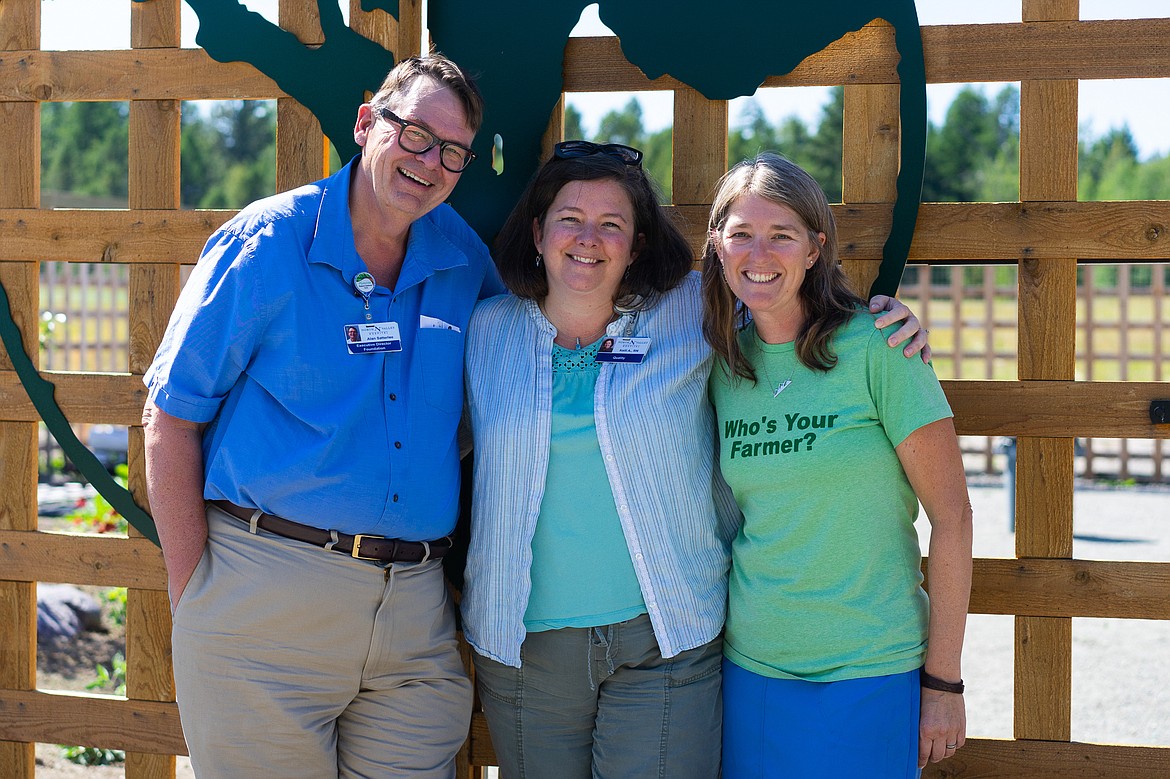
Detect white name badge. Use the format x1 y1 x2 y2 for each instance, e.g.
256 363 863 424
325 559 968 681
344 321 402 354
595 337 651 364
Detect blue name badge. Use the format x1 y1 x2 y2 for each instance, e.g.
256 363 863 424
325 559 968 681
345 321 403 354
595 337 651 364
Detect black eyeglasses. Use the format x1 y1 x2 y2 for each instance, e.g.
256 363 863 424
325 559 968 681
374 106 476 173
553 140 643 168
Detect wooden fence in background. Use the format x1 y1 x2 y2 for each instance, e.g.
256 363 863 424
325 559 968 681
900 263 1170 482
34 262 1170 483
2 1 1169 777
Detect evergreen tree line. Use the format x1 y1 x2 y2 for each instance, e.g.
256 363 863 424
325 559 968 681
41 100 277 209
568 85 1170 204
41 87 1170 208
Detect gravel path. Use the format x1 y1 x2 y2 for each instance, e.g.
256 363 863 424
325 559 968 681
920 482 1170 746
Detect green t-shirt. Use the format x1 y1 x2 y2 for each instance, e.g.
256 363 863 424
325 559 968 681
709 312 953 681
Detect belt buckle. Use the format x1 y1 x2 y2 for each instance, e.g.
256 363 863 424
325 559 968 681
350 534 386 561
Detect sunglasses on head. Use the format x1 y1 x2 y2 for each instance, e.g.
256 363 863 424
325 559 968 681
553 140 644 168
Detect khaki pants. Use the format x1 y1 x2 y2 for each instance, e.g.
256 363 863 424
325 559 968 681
172 506 472 778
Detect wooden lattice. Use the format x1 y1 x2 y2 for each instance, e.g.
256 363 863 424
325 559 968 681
2 1 1169 777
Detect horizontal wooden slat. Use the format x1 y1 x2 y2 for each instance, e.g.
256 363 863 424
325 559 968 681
473 714 1170 774
1 18 1167 104
0 208 229 263
2 202 1167 267
923 19 1170 84
964 558 1170 620
673 201 1170 263
563 19 1170 94
0 530 166 588
0 48 280 101
0 689 185 754
0 372 147 425
900 202 1170 262
922 737 1170 778
943 381 1170 438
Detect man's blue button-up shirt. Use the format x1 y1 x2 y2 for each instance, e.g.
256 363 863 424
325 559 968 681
145 158 503 539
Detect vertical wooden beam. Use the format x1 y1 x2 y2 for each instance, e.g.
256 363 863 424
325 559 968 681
277 99 328 190
1014 0 1079 744
0 261 37 779
842 73 900 295
131 0 179 49
0 2 39 776
123 428 177 775
673 87 727 262
455 641 484 779
350 0 394 51
542 96 566 160
672 87 727 207
0 0 38 51
128 2 182 776
397 0 424 60
349 0 420 62
129 100 182 215
277 1 327 190
0 105 39 208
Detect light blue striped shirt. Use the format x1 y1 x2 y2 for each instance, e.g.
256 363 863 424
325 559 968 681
462 272 741 667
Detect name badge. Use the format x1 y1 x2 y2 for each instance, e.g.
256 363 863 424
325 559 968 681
595 337 651 364
345 322 402 354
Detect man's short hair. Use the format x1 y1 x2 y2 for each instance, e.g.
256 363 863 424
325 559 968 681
370 53 484 134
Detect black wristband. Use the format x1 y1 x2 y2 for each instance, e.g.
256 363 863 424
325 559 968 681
920 669 964 694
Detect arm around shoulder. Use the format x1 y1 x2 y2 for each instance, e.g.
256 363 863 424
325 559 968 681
868 294 932 362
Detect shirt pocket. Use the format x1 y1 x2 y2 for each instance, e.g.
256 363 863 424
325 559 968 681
417 327 465 413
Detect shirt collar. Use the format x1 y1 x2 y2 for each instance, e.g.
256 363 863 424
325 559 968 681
307 156 472 291
523 297 637 337
396 204 472 284
306 156 362 278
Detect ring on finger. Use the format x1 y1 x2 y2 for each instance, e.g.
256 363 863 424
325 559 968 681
945 743 958 749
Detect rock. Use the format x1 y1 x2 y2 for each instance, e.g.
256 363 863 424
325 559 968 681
36 584 103 642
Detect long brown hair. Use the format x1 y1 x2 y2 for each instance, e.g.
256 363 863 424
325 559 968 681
701 153 863 382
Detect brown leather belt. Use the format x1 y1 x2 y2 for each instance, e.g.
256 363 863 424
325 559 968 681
209 500 452 564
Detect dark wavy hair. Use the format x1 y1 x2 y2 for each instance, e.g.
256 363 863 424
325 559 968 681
701 152 864 382
370 52 484 133
493 151 693 308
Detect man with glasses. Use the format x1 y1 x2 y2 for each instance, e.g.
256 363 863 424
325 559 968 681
142 54 502 777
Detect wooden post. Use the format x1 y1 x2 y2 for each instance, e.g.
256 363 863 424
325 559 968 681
1014 0 1079 743
350 0 394 53
673 86 728 263
127 1 182 777
0 1 40 776
277 1 328 190
842 24 900 295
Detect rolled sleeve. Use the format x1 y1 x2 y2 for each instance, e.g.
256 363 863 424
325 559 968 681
145 230 269 424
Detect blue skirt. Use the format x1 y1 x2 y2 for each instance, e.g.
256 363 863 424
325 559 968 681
722 659 921 778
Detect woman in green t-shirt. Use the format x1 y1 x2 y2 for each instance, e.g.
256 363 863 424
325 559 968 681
702 152 973 777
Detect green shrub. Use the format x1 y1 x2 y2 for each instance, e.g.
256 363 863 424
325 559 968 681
61 745 125 766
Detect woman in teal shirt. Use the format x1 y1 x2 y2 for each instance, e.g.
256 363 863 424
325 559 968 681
462 143 928 777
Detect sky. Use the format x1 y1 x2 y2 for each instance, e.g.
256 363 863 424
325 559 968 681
37 0 1170 158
